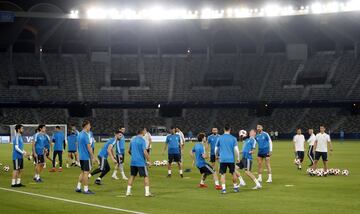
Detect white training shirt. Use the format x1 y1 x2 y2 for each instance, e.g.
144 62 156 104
315 133 331 152
176 131 185 145
293 134 305 151
307 133 316 146
143 132 152 149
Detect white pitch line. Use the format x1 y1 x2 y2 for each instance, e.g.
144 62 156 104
0 187 147 214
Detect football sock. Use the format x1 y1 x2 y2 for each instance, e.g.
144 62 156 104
222 184 226 190
16 178 21 184
179 170 183 174
200 180 205 185
254 179 260 186
215 180 220 186
77 182 81 189
258 174 262 180
11 179 16 185
268 174 272 180
233 183 238 188
168 170 172 174
112 170 117 177
127 186 132 194
239 176 245 184
145 186 150 195
84 186 89 192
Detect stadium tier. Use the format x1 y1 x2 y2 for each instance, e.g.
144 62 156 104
0 107 358 136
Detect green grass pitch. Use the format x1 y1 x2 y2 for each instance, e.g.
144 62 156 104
0 140 359 214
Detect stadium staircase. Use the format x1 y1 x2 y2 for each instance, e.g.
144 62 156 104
71 56 84 102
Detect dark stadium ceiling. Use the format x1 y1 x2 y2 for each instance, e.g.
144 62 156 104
1 0 360 53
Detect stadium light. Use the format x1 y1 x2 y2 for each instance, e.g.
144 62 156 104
264 4 281 17
69 10 79 19
311 2 324 14
87 8 107 19
75 1 360 21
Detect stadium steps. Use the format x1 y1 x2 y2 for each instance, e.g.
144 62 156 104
346 63 360 98
330 116 347 132
291 63 305 85
289 108 311 131
71 56 84 102
325 56 341 84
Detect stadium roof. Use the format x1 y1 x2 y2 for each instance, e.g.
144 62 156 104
1 0 360 53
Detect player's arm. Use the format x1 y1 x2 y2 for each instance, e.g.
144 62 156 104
32 136 37 158
328 136 333 152
86 140 95 162
108 144 117 164
162 138 168 155
143 142 151 164
268 133 273 155
14 136 28 157
148 134 152 149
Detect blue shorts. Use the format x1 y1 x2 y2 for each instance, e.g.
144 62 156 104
257 153 270 158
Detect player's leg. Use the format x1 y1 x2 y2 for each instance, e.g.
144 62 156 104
235 159 246 186
76 172 83 192
312 152 320 170
265 156 272 183
322 153 328 173
51 151 57 172
205 163 220 189
167 154 173 177
219 163 227 193
230 164 239 192
11 159 19 187
58 151 63 170
177 154 183 177
82 160 94 194
142 167 151 197
120 154 127 180
90 157 103 178
112 155 120 180
307 146 314 166
257 156 263 182
126 166 137 196
96 159 110 184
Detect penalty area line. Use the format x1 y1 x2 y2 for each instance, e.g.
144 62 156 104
0 187 147 214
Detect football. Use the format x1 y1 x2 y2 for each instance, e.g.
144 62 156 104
328 168 334 175
334 169 341 175
342 169 349 176
3 165 10 172
294 159 301 165
239 130 247 138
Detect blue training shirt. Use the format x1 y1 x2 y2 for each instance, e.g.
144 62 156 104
207 134 219 155
166 134 181 154
192 142 207 168
255 131 272 154
67 133 77 152
78 130 91 160
12 133 24 160
129 136 147 167
52 131 65 151
116 136 125 155
242 137 257 160
98 138 117 158
34 133 48 155
216 133 238 163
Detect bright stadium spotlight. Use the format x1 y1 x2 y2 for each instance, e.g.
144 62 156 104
343 0 360 11
311 2 324 14
87 8 107 19
69 10 79 19
280 6 295 16
324 2 340 13
234 8 251 18
120 9 137 20
108 8 120 19
264 4 281 17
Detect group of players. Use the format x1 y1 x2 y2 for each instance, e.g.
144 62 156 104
10 120 332 196
292 125 333 174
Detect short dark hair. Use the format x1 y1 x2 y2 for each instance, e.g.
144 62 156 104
56 126 61 129
82 120 90 128
320 125 325 128
137 127 145 134
15 124 23 132
170 126 175 130
224 124 231 131
38 124 46 130
114 130 122 135
197 133 206 142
